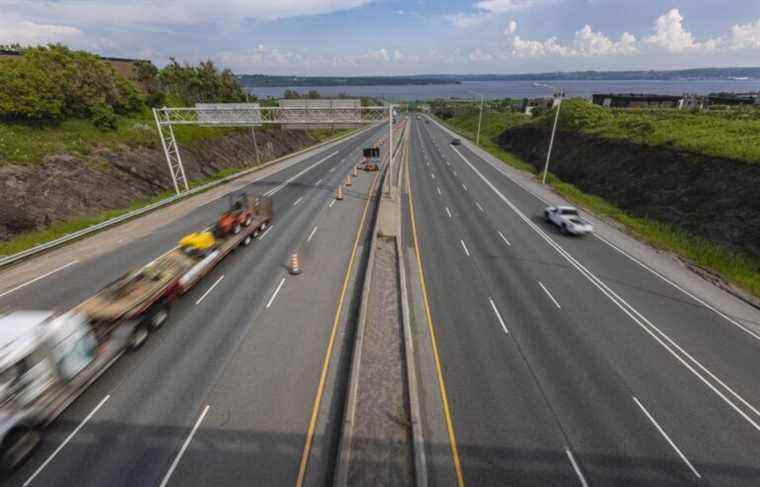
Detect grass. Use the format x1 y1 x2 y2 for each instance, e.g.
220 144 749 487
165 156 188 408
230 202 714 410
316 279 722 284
531 101 760 163
433 107 760 300
0 125 354 257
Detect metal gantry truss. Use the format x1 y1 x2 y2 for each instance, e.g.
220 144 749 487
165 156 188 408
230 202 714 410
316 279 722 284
152 104 391 194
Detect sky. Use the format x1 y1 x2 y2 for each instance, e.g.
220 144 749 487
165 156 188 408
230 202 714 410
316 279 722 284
2 0 760 75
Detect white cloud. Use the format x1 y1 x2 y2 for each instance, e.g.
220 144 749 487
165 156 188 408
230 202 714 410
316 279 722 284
468 48 493 61
445 12 491 29
643 8 719 53
476 0 535 13
505 20 637 57
3 0 372 25
728 18 760 50
0 17 82 45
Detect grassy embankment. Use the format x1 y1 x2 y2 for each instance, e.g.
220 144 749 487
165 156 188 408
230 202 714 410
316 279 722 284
0 111 346 257
435 103 760 299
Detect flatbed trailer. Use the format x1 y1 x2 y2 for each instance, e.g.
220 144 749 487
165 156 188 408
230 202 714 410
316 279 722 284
0 195 272 471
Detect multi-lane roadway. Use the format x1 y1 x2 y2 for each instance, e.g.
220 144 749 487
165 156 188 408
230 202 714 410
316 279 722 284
1 124 388 486
404 116 760 486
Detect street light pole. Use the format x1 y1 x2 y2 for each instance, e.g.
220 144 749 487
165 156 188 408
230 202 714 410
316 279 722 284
542 94 562 184
476 94 484 146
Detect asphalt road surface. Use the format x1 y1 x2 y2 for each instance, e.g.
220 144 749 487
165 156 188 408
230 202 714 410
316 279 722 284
404 116 760 487
2 124 386 487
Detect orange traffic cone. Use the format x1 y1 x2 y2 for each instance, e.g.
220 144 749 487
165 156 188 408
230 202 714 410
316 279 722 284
289 253 302 275
352 166 358 177
345 175 352 187
336 185 344 200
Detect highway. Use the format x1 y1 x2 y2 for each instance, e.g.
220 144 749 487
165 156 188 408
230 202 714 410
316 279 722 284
1 124 387 486
404 116 760 486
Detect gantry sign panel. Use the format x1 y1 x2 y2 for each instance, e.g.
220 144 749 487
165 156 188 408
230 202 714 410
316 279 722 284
153 101 389 194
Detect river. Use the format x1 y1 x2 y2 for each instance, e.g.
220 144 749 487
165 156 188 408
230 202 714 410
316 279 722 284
247 79 760 101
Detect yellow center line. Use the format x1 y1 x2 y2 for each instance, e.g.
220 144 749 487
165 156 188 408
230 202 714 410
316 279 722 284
405 133 465 487
295 148 384 487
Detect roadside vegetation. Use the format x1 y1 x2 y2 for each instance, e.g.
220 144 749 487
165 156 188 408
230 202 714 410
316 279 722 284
430 99 760 300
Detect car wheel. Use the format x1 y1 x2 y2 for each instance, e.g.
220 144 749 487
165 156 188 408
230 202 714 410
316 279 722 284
544 211 550 221
128 325 149 351
147 304 170 330
0 427 39 473
560 224 568 235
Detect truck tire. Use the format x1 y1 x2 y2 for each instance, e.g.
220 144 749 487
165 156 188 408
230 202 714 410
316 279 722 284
233 223 242 235
259 221 268 231
146 303 170 331
241 234 253 247
128 325 149 351
0 426 39 473
244 215 253 227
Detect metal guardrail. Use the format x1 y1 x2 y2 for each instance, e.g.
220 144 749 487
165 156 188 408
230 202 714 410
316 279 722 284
0 125 375 270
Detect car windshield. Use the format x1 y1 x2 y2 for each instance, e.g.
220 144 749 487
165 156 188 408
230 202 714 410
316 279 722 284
560 209 579 216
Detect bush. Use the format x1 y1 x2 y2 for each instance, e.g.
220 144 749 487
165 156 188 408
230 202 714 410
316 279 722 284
91 103 118 131
0 57 65 121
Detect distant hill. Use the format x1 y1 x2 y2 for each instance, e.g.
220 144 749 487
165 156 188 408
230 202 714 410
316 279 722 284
238 68 760 87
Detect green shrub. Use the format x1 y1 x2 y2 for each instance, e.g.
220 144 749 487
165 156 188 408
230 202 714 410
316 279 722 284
91 103 118 131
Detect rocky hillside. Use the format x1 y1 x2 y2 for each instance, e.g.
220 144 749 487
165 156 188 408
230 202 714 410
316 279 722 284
497 125 760 260
0 129 321 242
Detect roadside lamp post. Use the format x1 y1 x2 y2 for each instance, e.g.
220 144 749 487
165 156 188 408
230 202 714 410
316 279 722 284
533 82 563 184
468 90 485 146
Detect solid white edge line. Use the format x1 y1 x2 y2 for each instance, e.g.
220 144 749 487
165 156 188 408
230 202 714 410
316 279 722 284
451 144 760 432
436 186 441 195
0 260 78 299
258 226 273 240
565 447 589 487
445 207 452 219
293 196 304 206
307 226 318 243
498 231 511 246
158 405 210 487
538 281 562 309
23 394 110 487
595 232 760 343
266 277 286 309
195 275 224 305
488 297 509 334
329 199 336 208
460 240 470 257
475 202 485 213
633 396 701 479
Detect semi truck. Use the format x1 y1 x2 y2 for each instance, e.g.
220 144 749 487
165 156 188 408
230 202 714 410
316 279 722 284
0 193 272 472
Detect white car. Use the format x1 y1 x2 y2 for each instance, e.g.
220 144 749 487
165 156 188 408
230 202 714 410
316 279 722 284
544 206 593 235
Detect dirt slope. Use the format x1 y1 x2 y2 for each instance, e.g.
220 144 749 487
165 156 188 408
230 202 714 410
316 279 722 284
498 125 760 260
0 129 319 242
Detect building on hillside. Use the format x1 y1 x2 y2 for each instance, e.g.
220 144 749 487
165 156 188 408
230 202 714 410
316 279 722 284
706 93 760 106
592 93 685 109
0 49 148 90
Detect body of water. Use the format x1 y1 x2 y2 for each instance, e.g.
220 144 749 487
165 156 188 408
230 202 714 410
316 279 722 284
247 79 760 101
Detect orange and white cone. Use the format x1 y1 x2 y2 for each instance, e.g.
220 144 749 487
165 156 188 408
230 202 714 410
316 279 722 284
289 253 302 275
336 185 344 200
345 175 352 187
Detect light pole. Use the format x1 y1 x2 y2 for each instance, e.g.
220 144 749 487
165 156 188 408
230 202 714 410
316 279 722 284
533 83 563 184
468 90 485 146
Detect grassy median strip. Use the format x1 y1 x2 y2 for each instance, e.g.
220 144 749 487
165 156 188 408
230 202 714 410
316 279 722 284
436 114 760 301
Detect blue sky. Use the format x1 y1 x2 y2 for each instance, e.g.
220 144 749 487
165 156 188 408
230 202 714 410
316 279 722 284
2 0 760 75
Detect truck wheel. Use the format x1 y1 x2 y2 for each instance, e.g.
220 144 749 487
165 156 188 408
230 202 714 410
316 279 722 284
0 427 39 473
244 215 253 227
242 234 253 247
259 221 268 231
147 304 170 330
128 325 149 351
233 223 241 235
